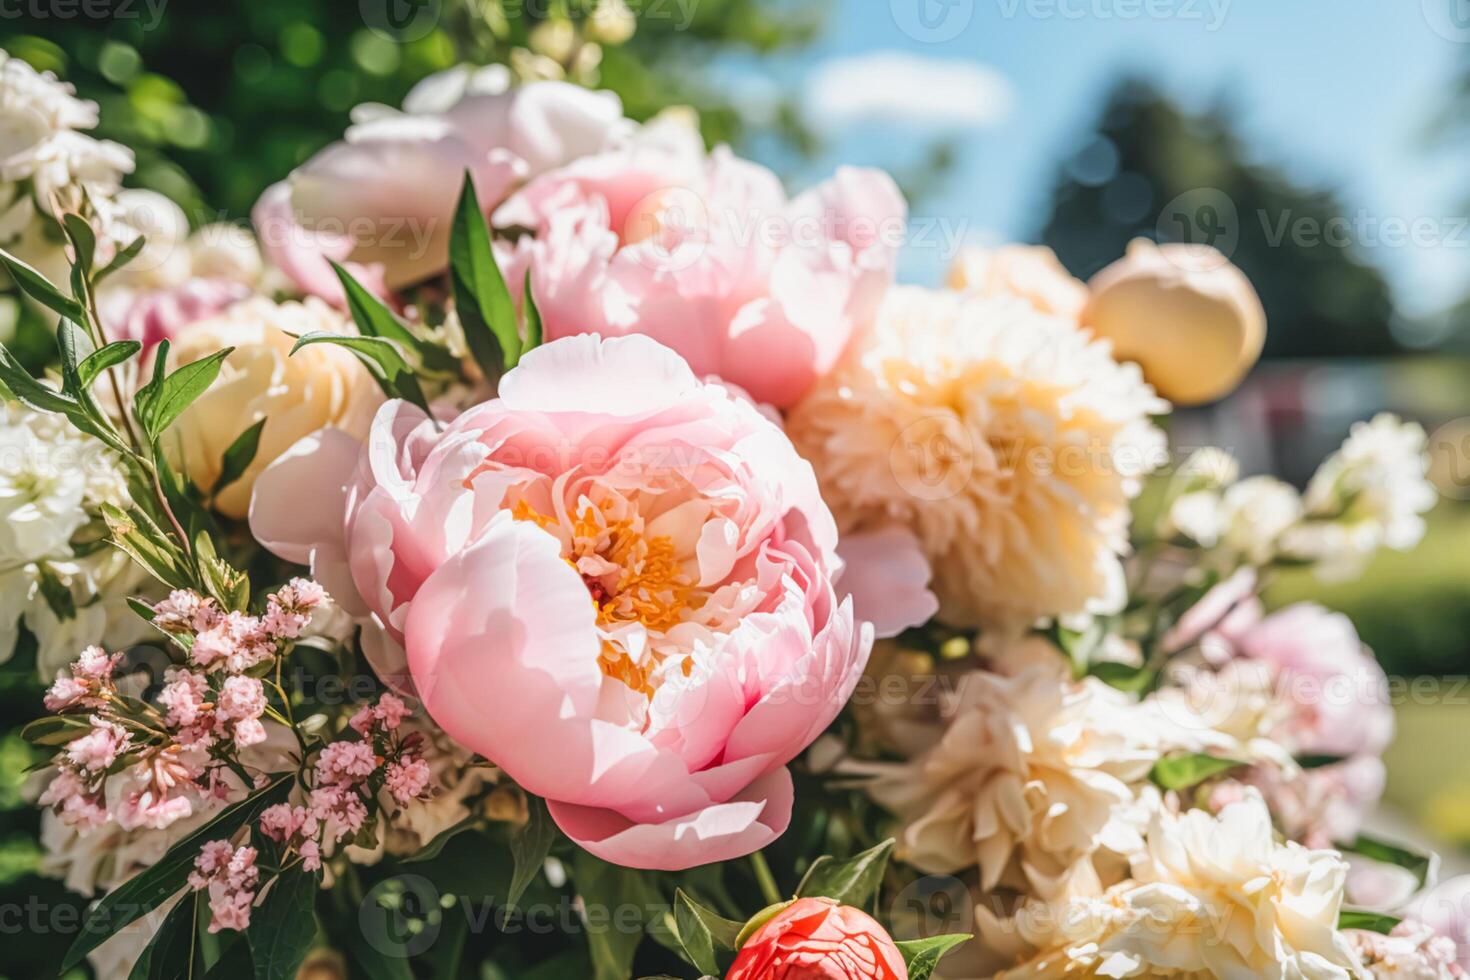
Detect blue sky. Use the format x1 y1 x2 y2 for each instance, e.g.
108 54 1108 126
716 0 1469 322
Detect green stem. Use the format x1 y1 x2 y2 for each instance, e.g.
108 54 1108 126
749 850 782 907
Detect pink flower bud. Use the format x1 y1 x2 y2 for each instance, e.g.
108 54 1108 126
726 898 908 980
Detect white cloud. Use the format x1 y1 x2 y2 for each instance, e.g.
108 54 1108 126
804 51 1015 132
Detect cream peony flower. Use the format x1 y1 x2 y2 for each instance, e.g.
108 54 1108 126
786 286 1166 626
163 297 381 518
858 661 1222 896
947 244 1089 321
987 794 1363 979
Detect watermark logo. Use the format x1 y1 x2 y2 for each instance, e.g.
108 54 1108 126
361 0 441 42
1155 187 1239 266
891 0 977 42
359 875 442 958
1423 0 1470 42
1429 417 1470 500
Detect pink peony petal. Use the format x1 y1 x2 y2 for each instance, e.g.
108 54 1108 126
547 767 794 871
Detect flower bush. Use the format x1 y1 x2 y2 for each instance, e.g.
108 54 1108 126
0 57 1457 980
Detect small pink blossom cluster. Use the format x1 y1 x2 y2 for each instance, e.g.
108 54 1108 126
36 581 327 835
256 694 432 879
152 577 324 674
188 840 261 933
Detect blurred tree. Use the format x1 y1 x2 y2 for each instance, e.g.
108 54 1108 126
1039 77 1399 359
0 0 827 221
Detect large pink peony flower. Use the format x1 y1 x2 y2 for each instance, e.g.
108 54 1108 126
492 129 905 408
250 334 873 869
253 66 629 303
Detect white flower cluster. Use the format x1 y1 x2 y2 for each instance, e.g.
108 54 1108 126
0 402 149 675
0 53 134 292
1158 414 1435 577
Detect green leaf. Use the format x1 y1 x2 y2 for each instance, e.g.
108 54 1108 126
1338 910 1401 934
327 262 456 376
62 775 294 971
211 417 267 497
449 173 519 376
794 839 895 910
78 340 142 389
62 213 98 276
35 562 77 621
673 890 742 975
102 503 192 590
0 246 84 321
522 268 543 353
247 867 322 980
56 318 94 394
20 714 93 746
575 852 657 980
128 893 199 980
400 816 479 865
195 531 250 612
1149 754 1245 791
734 901 796 949
139 347 234 441
343 921 416 980
508 796 556 909
1089 660 1156 694
897 935 972 980
0 340 125 451
289 332 430 414
1047 619 1107 679
95 234 147 285
1340 835 1435 890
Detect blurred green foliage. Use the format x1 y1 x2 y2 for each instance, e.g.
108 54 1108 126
1040 77 1400 360
1 0 826 221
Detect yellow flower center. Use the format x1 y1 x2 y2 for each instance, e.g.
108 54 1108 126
511 496 703 697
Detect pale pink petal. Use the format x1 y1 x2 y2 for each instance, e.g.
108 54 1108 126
548 767 794 871
835 526 938 638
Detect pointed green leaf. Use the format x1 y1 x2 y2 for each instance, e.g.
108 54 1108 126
95 234 147 285
128 893 199 980
212 417 267 497
1338 910 1401 934
897 935 972 980
673 890 742 975
0 246 84 321
78 340 142 389
141 347 234 440
1149 754 1244 791
522 267 542 353
329 262 421 350
289 332 430 414
62 776 294 971
247 867 322 980
62 213 98 276
20 714 94 746
794 839 895 909
449 173 519 375
508 796 556 909
1340 835 1435 890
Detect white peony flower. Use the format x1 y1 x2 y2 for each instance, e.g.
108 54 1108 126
1218 475 1303 566
0 402 146 671
1284 414 1436 577
787 286 1167 626
987 794 1364 979
858 660 1225 896
0 53 134 292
